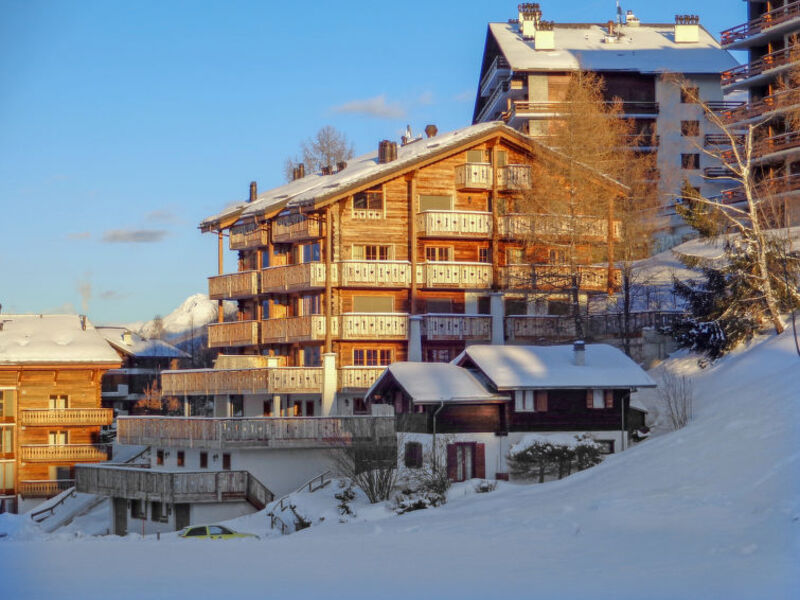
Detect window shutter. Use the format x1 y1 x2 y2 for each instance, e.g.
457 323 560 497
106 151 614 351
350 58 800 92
535 390 548 412
467 150 485 164
352 245 364 260
605 390 614 409
419 195 452 212
474 444 486 479
586 390 594 409
446 444 458 481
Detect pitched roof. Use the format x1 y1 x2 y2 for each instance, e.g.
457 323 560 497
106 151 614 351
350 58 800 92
489 22 739 74
455 344 656 390
97 327 189 359
0 315 122 365
366 362 507 404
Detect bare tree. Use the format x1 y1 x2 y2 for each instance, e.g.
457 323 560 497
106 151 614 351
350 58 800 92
328 432 398 504
285 125 355 181
658 372 693 430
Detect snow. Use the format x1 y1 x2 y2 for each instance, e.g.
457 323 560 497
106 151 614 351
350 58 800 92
2 328 799 598
457 343 657 390
510 432 599 454
368 362 506 404
0 314 121 364
97 327 188 359
127 293 236 340
490 21 739 74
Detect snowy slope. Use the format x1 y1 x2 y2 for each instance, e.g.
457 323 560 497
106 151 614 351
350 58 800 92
1 329 798 599
128 293 236 340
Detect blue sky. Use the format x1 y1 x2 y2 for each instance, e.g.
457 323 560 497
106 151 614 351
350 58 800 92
0 0 741 325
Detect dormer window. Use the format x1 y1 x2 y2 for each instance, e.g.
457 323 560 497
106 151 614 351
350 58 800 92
353 189 384 219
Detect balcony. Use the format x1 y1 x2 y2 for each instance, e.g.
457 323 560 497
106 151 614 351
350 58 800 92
272 214 321 244
338 367 386 391
714 89 800 125
501 264 618 292
208 271 259 300
338 261 411 287
416 211 491 238
722 46 799 88
498 214 621 241
18 480 75 498
479 55 510 97
339 313 408 340
261 316 333 344
754 131 800 160
208 320 260 348
508 100 659 120
261 263 327 293
19 409 113 427
720 1 800 47
115 415 396 449
422 314 492 341
455 163 493 191
229 223 269 250
161 367 324 396
418 262 493 289
506 311 683 342
719 174 800 206
75 466 274 509
497 165 532 190
20 444 110 462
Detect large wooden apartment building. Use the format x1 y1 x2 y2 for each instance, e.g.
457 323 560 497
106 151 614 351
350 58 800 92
0 314 120 513
161 122 622 417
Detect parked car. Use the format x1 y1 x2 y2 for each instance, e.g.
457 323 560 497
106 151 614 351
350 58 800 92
178 525 259 540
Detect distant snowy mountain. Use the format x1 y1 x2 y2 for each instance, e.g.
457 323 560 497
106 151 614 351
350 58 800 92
129 293 236 340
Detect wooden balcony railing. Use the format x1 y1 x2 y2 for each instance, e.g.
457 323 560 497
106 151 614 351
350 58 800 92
455 163 493 190
18 480 75 498
510 100 659 117
416 211 491 237
338 367 386 391
722 46 799 87
20 409 113 427
161 367 324 396
261 316 332 343
501 264 618 292
208 271 259 300
505 311 683 342
714 89 800 124
75 466 274 508
261 263 327 293
338 260 410 287
418 262 493 289
229 223 269 250
272 214 322 244
754 131 800 158
20 444 109 462
116 415 396 449
498 214 620 241
479 54 510 96
497 165 532 190
719 174 800 205
208 320 260 348
720 1 800 46
422 314 492 341
339 313 408 340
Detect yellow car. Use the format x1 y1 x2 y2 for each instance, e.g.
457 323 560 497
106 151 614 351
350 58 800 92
179 525 259 540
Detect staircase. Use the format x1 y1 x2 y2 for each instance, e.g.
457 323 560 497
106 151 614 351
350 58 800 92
267 471 332 535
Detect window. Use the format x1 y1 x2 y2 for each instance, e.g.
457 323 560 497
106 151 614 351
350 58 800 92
505 298 526 316
681 120 700 136
425 246 451 262
353 396 368 414
151 501 168 523
681 153 700 170
495 150 508 167
426 348 453 362
514 390 536 412
477 297 491 315
352 296 394 313
222 454 231 470
478 247 490 263
418 194 452 212
467 149 487 163
1 427 12 454
305 401 315 417
301 294 321 316
303 345 321 367
680 87 699 103
131 500 146 520
156 449 164 465
404 442 423 469
353 190 384 217
177 451 185 467
292 401 302 416
301 242 320 263
48 431 68 445
262 401 272 417
49 395 68 410
506 248 524 264
549 249 566 264
425 299 452 313
587 389 614 409
200 452 208 469
260 249 270 269
0 390 15 417
230 395 243 417
184 526 207 537
353 245 392 261
353 349 392 367
261 299 270 319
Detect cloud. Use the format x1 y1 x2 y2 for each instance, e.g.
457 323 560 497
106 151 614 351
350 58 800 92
145 209 182 225
67 232 91 240
101 229 168 243
453 90 474 103
417 91 435 105
99 290 127 301
331 95 406 119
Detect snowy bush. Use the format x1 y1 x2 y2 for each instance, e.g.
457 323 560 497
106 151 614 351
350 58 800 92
334 484 357 517
658 372 693 430
473 480 498 494
392 488 447 514
507 434 602 483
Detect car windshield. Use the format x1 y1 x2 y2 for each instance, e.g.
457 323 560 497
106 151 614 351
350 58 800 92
184 527 206 537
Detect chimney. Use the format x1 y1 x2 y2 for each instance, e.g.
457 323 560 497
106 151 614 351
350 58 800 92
249 181 257 202
337 160 348 172
378 140 397 164
626 10 640 27
122 330 133 346
518 2 540 39
321 165 332 175
424 124 438 138
534 20 555 50
573 340 586 366
298 163 305 179
674 14 700 43
79 315 87 331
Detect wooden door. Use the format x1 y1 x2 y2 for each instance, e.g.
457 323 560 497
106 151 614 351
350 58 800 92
174 504 190 531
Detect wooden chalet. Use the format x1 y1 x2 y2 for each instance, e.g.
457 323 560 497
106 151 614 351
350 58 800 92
365 342 655 481
0 315 120 512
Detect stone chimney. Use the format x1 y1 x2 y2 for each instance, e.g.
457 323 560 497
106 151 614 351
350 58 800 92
573 340 586 366
122 330 133 346
535 20 555 50
337 160 348 172
424 124 438 138
674 14 700 43
321 165 332 175
518 2 541 39
249 181 257 202
378 140 398 164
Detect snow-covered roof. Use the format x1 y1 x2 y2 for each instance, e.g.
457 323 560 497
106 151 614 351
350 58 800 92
456 344 656 390
0 315 122 365
97 327 188 359
366 362 507 404
202 122 527 226
489 22 739 74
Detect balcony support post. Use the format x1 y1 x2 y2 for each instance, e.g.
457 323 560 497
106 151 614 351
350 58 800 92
408 172 418 314
490 143 500 290
321 352 337 416
408 315 423 362
324 207 333 353
490 292 505 345
217 230 224 323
